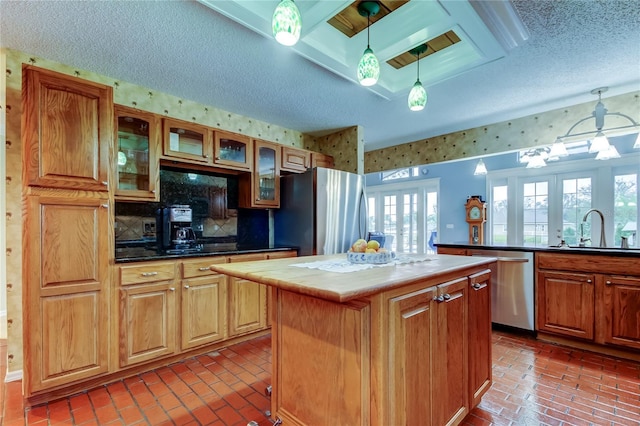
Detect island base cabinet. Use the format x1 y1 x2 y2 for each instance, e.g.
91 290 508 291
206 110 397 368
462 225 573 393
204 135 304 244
272 290 370 426
601 275 640 350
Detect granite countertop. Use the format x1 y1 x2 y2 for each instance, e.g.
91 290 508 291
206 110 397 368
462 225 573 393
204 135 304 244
115 242 297 263
209 253 496 303
436 243 640 257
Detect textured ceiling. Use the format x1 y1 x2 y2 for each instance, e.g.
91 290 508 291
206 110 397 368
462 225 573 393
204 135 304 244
1 0 639 152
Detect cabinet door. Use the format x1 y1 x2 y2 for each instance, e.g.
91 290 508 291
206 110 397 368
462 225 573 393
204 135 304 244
163 118 212 163
601 275 640 350
240 139 281 208
228 277 267 337
214 131 253 171
181 275 227 350
281 146 310 173
468 269 492 407
120 282 177 366
388 286 438 425
115 105 160 201
537 270 595 340
310 152 334 168
25 195 110 392
23 66 112 191
435 277 469 426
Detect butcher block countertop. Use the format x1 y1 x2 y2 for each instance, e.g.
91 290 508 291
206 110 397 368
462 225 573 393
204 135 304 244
210 253 496 303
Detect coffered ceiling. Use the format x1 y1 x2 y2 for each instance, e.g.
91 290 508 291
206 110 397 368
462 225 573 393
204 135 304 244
1 1 639 152
199 0 526 99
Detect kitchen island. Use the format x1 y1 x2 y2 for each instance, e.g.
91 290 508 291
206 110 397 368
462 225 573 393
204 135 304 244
211 253 497 426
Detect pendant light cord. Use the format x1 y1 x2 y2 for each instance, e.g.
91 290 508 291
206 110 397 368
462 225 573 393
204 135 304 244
367 14 371 49
416 51 420 82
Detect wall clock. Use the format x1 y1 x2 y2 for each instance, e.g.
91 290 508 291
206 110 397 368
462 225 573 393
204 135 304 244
465 196 486 245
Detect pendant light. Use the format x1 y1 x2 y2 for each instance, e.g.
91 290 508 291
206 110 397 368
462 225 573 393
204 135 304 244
407 45 427 111
357 1 380 87
272 0 302 46
473 159 488 176
548 137 568 159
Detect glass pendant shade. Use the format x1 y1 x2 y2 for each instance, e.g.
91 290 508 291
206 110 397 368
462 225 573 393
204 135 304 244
272 0 302 46
549 138 568 158
474 159 488 176
408 80 427 111
526 154 547 169
357 47 380 86
633 132 640 149
588 131 610 153
595 144 621 160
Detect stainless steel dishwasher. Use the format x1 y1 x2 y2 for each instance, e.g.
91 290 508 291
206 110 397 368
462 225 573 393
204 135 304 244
469 249 535 331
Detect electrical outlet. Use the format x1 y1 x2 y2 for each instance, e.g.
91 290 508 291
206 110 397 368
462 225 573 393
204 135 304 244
142 219 156 237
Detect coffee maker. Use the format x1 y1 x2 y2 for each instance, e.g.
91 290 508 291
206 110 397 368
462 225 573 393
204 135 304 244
157 205 198 251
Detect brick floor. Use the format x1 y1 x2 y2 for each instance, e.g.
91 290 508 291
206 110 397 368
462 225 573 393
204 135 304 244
2 331 639 425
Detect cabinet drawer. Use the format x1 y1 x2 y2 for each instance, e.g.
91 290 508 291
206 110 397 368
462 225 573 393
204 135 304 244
181 257 227 279
120 262 176 285
228 253 266 263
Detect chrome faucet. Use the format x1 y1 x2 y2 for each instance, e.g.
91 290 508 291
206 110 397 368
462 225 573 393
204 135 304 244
581 209 607 248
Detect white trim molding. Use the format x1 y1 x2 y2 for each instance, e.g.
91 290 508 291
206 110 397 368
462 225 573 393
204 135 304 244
4 369 22 383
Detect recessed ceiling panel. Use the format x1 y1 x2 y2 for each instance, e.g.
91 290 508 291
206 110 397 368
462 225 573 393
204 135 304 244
198 0 526 99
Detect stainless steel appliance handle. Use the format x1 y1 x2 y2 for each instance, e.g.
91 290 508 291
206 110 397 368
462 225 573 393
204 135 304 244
358 188 367 239
496 257 529 263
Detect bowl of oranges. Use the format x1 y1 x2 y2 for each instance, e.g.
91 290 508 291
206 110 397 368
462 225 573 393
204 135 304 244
347 239 396 264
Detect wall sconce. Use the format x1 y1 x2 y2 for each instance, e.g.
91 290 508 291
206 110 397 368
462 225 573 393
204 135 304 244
357 1 380 87
555 87 639 156
473 159 487 175
272 0 302 46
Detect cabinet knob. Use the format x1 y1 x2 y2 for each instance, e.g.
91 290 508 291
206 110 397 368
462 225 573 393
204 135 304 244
586 279 592 283
169 287 175 291
434 295 444 303
141 271 158 277
101 204 109 208
605 280 612 286
102 181 108 186
184 285 190 289
472 283 481 289
203 154 210 159
151 190 156 194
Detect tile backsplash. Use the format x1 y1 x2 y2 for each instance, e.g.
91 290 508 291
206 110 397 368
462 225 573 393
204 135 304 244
115 167 239 242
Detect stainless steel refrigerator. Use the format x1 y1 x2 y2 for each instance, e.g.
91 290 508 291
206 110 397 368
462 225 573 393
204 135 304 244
275 167 367 256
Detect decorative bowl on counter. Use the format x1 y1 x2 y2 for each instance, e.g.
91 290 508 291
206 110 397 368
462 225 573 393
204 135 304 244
347 250 396 264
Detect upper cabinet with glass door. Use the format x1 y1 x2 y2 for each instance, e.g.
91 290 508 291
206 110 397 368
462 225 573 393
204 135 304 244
214 131 253 171
115 105 159 201
163 118 213 164
239 139 280 208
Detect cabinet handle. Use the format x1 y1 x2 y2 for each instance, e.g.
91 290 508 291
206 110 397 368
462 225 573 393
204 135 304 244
605 280 612 286
102 181 108 186
169 287 175 291
443 293 451 300
472 283 481 289
184 285 190 289
203 154 210 159
586 279 592 283
141 272 158 277
198 267 209 271
101 204 109 208
151 190 156 194
434 295 444 303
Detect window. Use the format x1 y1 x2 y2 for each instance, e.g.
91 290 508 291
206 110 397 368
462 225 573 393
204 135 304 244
367 196 376 232
523 181 549 247
562 177 592 246
614 172 638 248
381 167 420 181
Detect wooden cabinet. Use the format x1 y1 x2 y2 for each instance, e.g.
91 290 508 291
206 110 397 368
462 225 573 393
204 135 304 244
115 105 160 201
227 253 268 336
118 261 177 366
239 139 280 208
24 195 110 392
437 246 469 256
601 275 640 350
22 66 112 191
537 270 595 340
180 258 227 350
536 252 640 352
310 152 334 168
281 146 310 173
214 131 253 171
468 269 492 408
163 118 212 163
265 251 298 326
435 277 469 426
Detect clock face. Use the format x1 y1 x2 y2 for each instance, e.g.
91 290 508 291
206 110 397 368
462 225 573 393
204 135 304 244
469 206 481 220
